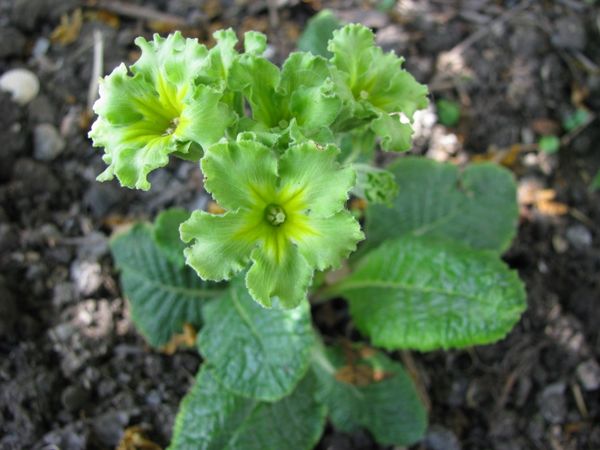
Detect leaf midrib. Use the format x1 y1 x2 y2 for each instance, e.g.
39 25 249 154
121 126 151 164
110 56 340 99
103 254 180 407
336 279 481 302
121 263 222 298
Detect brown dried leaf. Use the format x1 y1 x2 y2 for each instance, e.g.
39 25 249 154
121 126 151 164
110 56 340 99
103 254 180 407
531 118 561 136
160 323 197 355
51 9 83 46
117 426 162 450
471 144 524 169
207 201 226 215
537 199 569 216
85 10 120 28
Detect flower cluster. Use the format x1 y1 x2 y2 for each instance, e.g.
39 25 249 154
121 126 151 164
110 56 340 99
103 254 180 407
89 24 428 307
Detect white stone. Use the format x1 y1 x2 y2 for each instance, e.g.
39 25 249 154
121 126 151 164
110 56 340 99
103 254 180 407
0 68 40 105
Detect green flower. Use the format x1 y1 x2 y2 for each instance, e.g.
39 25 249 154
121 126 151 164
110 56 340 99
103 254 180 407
328 24 429 151
89 31 233 190
180 137 364 308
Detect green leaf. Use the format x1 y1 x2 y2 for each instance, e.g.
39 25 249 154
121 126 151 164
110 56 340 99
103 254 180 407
312 344 427 446
591 169 600 191
365 157 519 253
169 367 326 450
153 208 191 267
110 224 224 347
352 164 398 205
436 98 461 127
297 10 342 57
198 279 314 400
330 236 526 351
562 108 589 131
538 135 561 154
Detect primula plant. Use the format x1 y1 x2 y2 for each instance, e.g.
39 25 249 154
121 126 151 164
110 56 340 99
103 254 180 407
91 23 526 449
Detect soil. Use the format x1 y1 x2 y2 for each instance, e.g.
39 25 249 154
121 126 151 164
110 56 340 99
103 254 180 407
1 1 599 449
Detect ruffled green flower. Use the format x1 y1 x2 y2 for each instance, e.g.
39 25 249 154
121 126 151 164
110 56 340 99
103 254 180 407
89 31 233 190
328 24 429 151
228 46 342 145
180 137 364 308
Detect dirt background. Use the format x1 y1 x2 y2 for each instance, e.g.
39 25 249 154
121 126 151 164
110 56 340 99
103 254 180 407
1 0 599 449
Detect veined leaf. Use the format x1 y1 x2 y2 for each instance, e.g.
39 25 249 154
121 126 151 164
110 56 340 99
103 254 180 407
330 236 526 351
312 343 427 446
169 367 326 450
111 224 224 347
365 157 519 253
152 208 191 267
297 10 342 57
198 280 314 401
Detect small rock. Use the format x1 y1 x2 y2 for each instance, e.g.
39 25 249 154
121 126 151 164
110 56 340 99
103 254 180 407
32 37 50 59
41 423 88 450
53 282 77 306
0 69 40 105
28 95 56 124
424 425 462 450
566 224 592 250
0 223 18 253
83 182 123 218
538 382 567 424
92 411 129 447
0 27 26 58
33 123 66 161
576 359 600 391
552 16 586 51
76 231 109 262
61 385 90 412
71 259 103 296
0 283 18 338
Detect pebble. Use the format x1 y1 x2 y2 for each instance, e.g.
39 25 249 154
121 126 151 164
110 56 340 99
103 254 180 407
552 16 586 51
33 123 66 161
0 69 40 105
424 425 462 450
566 224 592 250
576 359 600 391
28 95 56 124
538 382 567 424
92 411 129 447
0 27 26 58
71 259 103 296
0 283 18 338
61 385 90 412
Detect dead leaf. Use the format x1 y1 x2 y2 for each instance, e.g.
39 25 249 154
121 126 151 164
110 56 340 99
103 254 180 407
117 426 162 450
519 185 569 216
350 197 368 211
471 144 525 169
160 323 197 355
334 341 394 386
85 10 120 28
531 118 560 136
207 201 226 214
51 9 83 46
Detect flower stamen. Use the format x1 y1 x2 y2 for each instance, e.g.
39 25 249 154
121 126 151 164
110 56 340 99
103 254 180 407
265 204 286 226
